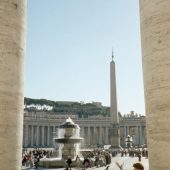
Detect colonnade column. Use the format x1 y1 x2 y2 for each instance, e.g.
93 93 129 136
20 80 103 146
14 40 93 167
124 126 126 139
139 1 170 169
42 126 44 146
24 125 29 147
36 126 39 146
99 127 103 145
105 127 109 144
0 1 26 169
94 127 97 145
88 127 91 145
47 126 50 146
139 126 143 145
52 126 56 146
127 126 129 135
31 126 34 146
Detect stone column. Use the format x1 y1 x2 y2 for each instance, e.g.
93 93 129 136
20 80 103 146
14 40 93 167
99 127 103 145
88 127 91 145
124 126 126 139
0 0 26 169
24 125 29 147
42 126 44 146
139 1 170 169
47 126 50 147
52 126 56 147
139 126 143 145
102 127 105 144
36 126 39 147
136 126 139 145
93 127 97 145
31 126 34 146
105 127 109 145
49 126 53 146
127 126 129 135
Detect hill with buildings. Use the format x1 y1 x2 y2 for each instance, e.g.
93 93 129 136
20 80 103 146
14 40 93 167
24 97 110 118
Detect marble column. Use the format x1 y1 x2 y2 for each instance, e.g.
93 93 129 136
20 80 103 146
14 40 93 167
127 126 129 135
24 125 29 147
105 127 109 144
31 126 34 146
52 126 56 146
42 126 44 146
94 127 97 145
88 127 91 145
136 126 139 145
139 126 143 145
102 127 105 144
99 127 103 145
124 126 126 139
36 126 39 146
47 126 50 146
139 1 170 169
0 0 26 169
28 126 31 146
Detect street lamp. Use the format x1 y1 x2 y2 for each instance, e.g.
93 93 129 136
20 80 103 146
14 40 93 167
125 135 133 148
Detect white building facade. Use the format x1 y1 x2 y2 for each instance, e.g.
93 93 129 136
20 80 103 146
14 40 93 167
23 110 146 148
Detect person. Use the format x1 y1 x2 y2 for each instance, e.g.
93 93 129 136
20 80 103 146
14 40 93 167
137 153 141 162
133 162 144 170
75 155 81 170
66 157 72 170
83 157 90 170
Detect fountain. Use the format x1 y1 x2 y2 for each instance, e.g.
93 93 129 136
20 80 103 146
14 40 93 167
38 117 83 168
55 117 83 159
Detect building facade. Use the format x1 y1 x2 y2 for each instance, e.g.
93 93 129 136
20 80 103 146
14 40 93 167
23 110 146 148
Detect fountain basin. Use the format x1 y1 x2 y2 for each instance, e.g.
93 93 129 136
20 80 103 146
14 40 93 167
38 157 84 168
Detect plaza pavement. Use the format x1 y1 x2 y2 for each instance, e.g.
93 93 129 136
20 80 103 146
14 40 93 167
22 155 149 170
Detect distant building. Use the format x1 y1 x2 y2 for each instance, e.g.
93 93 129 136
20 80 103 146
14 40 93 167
23 110 146 148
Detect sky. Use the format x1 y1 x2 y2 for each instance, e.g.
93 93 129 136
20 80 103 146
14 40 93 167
25 0 145 115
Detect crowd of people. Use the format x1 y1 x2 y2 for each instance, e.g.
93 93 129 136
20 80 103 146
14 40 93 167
22 147 146 169
22 148 53 168
120 148 148 161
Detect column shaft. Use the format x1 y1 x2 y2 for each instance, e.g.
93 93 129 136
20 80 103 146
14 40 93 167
105 127 109 144
36 126 39 147
47 126 50 146
42 126 44 146
0 1 26 169
140 1 170 169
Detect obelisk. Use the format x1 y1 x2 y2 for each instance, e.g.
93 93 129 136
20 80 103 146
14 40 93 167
139 1 170 170
110 51 120 147
0 0 26 169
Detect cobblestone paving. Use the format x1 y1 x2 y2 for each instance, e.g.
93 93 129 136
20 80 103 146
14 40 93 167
22 156 149 170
